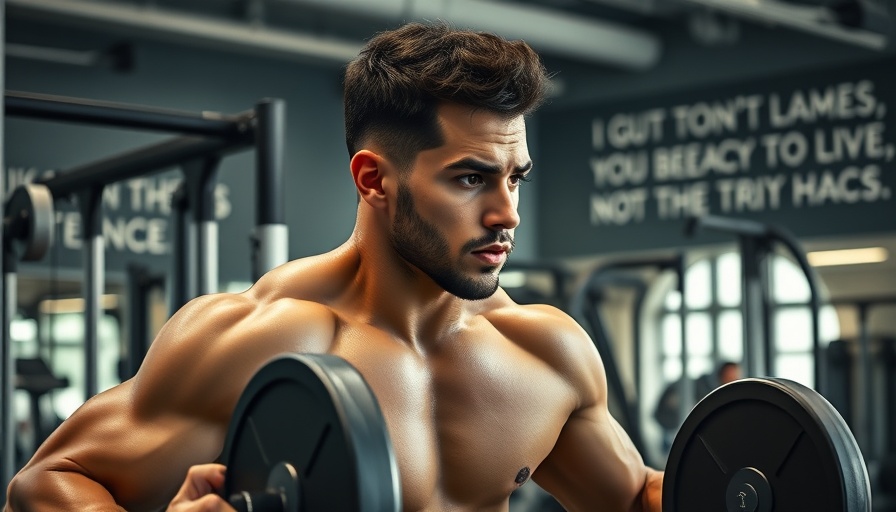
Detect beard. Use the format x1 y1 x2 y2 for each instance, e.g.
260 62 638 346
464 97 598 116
388 183 513 300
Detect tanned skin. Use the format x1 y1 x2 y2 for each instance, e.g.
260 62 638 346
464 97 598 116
6 103 663 512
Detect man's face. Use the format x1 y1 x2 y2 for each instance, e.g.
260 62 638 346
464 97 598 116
388 103 531 300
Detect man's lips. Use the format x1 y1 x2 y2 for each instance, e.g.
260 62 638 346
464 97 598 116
471 244 509 264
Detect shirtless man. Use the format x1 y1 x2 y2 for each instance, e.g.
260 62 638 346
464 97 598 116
6 22 663 512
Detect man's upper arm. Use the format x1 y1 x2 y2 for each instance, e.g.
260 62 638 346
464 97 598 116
535 405 652 512
527 308 653 512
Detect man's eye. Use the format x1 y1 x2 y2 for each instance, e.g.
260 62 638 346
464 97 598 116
510 174 532 186
459 175 484 186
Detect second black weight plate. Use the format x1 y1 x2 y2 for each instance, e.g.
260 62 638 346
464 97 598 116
663 377 870 512
221 353 401 512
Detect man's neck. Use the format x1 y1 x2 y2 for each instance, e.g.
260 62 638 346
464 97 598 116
341 216 475 352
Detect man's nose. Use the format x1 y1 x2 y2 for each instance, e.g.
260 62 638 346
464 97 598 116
484 186 520 231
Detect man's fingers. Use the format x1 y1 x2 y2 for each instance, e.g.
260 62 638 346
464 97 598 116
168 463 229 511
191 493 235 512
182 463 227 497
169 493 234 512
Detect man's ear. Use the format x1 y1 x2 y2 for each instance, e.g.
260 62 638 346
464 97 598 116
350 150 390 209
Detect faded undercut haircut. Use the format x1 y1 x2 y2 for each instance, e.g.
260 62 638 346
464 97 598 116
343 22 551 171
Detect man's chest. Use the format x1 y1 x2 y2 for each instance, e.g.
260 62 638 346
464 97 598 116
330 323 576 509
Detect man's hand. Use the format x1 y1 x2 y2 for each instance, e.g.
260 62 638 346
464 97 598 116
641 468 664 512
167 464 235 512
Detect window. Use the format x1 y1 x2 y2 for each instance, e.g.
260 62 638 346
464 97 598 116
657 252 839 388
38 311 122 420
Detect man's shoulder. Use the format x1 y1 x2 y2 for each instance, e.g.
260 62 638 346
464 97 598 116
176 285 337 325
484 300 588 345
250 250 356 303
483 301 602 394
137 292 340 414
153 290 341 368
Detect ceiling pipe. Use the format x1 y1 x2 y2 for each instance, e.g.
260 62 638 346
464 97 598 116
6 42 135 72
677 0 889 49
7 0 363 66
281 0 661 69
8 0 661 70
579 0 676 16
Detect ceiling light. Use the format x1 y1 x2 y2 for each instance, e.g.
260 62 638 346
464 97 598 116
806 247 888 267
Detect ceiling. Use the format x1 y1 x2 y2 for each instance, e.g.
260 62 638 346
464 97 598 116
5 0 894 72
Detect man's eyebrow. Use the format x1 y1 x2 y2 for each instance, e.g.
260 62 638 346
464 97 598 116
445 158 533 174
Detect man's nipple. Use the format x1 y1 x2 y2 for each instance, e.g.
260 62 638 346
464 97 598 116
515 466 531 486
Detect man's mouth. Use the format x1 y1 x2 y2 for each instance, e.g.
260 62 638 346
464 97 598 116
471 244 509 265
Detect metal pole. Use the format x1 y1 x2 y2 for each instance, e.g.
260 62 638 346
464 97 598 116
169 184 196 316
857 303 873 457
5 90 250 137
183 158 221 296
740 236 767 378
2 264 16 492
677 254 693 426
198 222 218 295
887 336 896 454
79 187 103 400
253 99 288 279
759 240 774 377
0 0 10 492
36 135 250 199
632 285 647 401
124 265 151 381
811 292 822 392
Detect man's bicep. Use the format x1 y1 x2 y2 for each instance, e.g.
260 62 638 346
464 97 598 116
12 381 225 511
534 405 649 512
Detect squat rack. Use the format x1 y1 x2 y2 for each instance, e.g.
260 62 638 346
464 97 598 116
1 90 289 489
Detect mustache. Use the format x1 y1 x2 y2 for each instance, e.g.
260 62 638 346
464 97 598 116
462 232 515 255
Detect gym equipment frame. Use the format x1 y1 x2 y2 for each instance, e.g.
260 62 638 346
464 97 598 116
1 90 289 488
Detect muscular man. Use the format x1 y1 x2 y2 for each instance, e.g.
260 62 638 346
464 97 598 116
6 22 663 511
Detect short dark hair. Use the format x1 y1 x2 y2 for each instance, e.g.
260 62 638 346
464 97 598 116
343 22 550 170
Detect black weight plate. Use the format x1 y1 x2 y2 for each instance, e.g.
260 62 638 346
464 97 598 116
221 353 401 512
663 377 871 512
